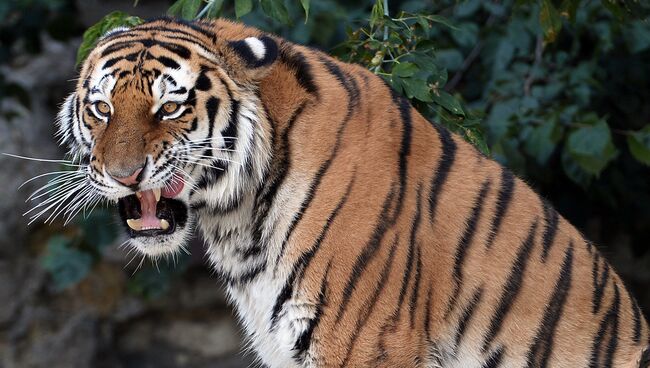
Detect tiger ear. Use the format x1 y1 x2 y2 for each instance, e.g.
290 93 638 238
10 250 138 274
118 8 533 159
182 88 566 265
228 36 278 80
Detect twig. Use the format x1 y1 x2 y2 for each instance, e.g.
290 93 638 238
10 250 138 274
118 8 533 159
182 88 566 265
445 13 497 92
445 41 484 92
382 0 389 41
524 33 544 96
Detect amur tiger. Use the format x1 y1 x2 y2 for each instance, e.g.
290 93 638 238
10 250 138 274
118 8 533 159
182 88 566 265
53 17 649 367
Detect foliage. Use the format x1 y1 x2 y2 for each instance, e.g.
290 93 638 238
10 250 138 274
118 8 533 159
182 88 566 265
76 11 143 67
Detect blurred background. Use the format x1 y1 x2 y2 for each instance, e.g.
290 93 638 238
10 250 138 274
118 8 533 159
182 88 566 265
1 0 649 367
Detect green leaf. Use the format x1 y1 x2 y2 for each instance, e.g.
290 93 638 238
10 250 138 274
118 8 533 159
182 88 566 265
454 0 481 18
524 120 558 165
300 0 310 22
206 0 226 18
432 90 465 116
623 20 650 53
392 62 418 78
168 0 202 19
76 11 144 67
627 127 650 165
41 236 93 291
182 0 201 19
451 22 479 48
260 0 290 25
540 0 562 43
567 118 618 175
398 77 433 102
493 39 515 72
234 0 253 18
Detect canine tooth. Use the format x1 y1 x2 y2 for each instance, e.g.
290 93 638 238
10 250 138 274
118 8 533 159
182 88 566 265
136 192 142 199
126 218 143 231
153 188 161 202
160 219 170 230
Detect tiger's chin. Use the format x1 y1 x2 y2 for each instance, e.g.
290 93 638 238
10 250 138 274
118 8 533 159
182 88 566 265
117 189 193 258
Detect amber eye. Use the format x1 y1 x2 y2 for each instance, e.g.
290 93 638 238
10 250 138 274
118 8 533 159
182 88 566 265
95 101 111 117
162 102 179 115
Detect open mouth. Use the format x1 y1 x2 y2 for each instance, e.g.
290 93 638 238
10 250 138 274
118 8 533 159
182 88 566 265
117 178 188 238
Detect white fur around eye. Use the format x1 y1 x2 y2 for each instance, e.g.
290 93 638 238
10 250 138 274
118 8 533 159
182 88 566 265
160 105 186 120
244 37 266 59
90 101 111 121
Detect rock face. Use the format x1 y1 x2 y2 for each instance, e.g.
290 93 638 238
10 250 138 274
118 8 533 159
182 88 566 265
0 35 251 368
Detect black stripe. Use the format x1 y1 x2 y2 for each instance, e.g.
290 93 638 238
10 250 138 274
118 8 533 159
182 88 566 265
270 175 355 327
196 96 225 190
279 46 318 96
454 287 484 352
221 99 239 150
253 102 307 235
397 185 424 321
293 260 333 360
482 219 539 352
409 247 423 329
396 216 416 311
156 55 180 69
485 169 515 249
428 123 457 222
445 180 492 318
424 284 433 342
527 242 574 367
169 87 187 95
320 56 360 108
155 41 191 59
589 283 621 368
541 200 559 262
335 187 396 323
339 234 400 367
195 70 212 91
272 58 359 267
592 253 610 314
100 42 136 57
481 347 505 368
392 91 412 208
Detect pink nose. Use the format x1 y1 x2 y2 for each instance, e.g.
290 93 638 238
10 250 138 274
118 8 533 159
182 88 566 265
110 167 143 186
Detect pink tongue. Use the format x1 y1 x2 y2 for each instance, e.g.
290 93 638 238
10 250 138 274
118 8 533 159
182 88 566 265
138 190 161 228
162 177 184 198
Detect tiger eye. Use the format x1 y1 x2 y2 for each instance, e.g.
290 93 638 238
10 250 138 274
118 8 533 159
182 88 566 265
162 102 179 114
96 101 110 116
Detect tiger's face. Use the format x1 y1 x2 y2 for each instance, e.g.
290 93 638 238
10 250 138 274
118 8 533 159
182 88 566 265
56 20 276 257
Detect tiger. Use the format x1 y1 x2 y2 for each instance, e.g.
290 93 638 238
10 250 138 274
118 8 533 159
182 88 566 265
53 17 650 367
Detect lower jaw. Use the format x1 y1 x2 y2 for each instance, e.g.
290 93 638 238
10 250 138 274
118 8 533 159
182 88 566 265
117 196 189 239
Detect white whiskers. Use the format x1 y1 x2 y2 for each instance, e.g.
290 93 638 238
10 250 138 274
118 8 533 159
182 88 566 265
6 152 102 226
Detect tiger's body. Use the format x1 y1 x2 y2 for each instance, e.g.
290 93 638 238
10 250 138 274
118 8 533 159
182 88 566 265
56 18 649 367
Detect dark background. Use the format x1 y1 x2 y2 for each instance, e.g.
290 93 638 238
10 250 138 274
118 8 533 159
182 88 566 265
1 0 649 367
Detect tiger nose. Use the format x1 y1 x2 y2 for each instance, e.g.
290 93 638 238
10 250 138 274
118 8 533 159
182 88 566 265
108 166 144 187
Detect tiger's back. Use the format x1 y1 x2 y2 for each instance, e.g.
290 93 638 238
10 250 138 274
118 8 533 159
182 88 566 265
64 18 649 367
255 25 650 367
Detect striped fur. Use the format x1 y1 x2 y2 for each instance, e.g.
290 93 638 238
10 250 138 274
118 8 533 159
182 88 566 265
58 18 650 367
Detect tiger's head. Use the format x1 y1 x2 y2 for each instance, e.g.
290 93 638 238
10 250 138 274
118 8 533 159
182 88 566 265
56 19 276 257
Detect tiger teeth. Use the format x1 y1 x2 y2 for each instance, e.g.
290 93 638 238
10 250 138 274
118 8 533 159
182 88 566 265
160 219 170 230
153 188 161 202
136 192 142 199
126 218 169 231
126 218 143 231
